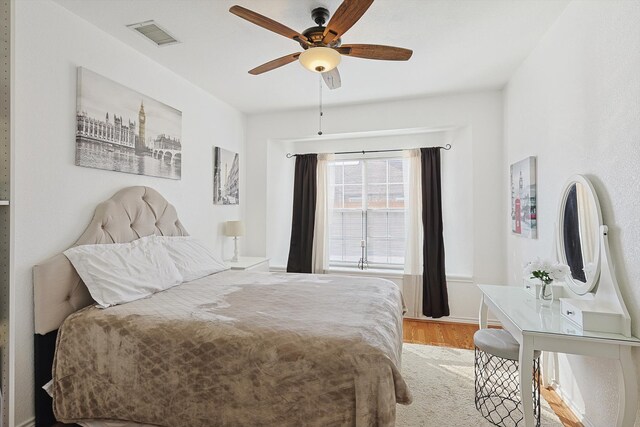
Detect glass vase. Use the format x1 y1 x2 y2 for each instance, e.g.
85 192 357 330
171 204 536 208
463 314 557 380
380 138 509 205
540 280 554 306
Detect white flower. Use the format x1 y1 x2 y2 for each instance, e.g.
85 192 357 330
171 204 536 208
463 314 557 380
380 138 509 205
523 258 569 281
540 259 553 273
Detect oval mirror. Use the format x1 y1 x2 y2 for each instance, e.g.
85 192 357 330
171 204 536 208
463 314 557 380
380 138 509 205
556 175 603 295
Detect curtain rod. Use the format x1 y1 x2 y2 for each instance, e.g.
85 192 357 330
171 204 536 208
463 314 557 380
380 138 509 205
285 144 452 158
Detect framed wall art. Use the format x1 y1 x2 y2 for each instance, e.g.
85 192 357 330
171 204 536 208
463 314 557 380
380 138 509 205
510 156 537 238
76 67 182 179
213 146 239 205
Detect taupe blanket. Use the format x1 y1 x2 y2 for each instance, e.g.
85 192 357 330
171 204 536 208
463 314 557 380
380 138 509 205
53 271 411 426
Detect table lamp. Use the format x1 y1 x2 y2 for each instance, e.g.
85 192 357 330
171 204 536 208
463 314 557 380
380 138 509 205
224 220 245 262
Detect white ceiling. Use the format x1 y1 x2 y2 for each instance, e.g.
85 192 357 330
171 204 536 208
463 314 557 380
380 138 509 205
53 0 569 114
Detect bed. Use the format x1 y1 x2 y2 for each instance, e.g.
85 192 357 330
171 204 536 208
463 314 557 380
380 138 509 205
34 186 411 426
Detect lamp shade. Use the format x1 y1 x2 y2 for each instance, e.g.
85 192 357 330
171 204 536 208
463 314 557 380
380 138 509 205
224 220 245 237
299 47 341 73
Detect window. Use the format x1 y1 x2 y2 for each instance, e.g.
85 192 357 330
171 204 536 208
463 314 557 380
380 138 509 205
329 157 405 269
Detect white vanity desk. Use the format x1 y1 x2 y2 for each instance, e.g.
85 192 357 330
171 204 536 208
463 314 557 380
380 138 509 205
478 285 640 427
479 174 640 426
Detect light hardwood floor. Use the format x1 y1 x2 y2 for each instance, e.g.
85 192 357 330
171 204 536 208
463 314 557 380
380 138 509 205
403 318 584 427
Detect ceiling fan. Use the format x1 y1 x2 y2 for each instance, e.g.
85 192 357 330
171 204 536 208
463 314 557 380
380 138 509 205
229 0 413 90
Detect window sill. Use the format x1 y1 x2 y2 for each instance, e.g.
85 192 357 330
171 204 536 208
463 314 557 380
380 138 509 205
327 266 404 279
270 265 473 283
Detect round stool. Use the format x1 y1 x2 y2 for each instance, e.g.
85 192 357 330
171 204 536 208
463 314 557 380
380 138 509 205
474 329 541 427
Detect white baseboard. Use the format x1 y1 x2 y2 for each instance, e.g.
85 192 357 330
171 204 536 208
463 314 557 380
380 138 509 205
405 315 501 327
549 382 595 427
16 417 35 427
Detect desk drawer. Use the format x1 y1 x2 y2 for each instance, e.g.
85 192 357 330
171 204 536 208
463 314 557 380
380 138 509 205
560 298 626 334
560 299 584 327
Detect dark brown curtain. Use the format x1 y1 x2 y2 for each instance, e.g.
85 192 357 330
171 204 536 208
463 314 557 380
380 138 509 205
286 154 318 273
420 147 449 318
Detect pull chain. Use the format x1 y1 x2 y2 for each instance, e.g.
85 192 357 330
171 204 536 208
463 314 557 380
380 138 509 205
318 75 323 136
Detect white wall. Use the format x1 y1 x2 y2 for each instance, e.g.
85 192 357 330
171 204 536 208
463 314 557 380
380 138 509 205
11 1 245 424
504 1 640 425
245 91 506 321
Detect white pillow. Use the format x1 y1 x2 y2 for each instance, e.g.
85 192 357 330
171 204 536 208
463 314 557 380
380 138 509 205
64 235 184 308
155 236 228 282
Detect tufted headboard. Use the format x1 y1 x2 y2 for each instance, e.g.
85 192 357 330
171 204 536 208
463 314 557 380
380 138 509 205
33 186 188 335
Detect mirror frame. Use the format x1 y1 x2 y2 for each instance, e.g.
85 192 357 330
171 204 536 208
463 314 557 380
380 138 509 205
556 175 603 295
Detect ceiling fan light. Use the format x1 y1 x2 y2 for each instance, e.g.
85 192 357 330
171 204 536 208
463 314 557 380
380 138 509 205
299 47 341 73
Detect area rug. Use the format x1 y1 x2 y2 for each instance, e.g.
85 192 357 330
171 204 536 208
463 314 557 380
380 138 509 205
397 343 563 426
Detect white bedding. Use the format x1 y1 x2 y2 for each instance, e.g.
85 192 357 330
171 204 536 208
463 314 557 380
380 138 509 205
51 270 410 426
63 236 183 308
155 236 228 281
44 380 153 427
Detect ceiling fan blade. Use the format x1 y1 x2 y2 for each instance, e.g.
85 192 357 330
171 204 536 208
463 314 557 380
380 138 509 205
338 44 413 61
248 53 301 75
230 5 309 44
322 0 374 44
322 68 341 90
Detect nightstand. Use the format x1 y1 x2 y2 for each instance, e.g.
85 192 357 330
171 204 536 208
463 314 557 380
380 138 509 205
226 256 270 272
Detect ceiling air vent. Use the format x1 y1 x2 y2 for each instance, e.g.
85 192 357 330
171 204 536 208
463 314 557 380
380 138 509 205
127 20 179 47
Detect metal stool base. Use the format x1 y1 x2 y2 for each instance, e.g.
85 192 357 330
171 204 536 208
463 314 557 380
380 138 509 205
474 347 541 427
